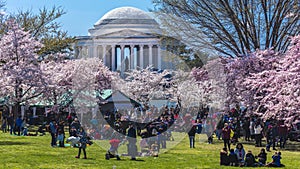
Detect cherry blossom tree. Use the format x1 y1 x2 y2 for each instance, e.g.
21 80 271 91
113 66 172 107
223 49 279 113
40 59 74 107
0 20 48 115
244 36 300 124
190 58 227 111
41 57 114 113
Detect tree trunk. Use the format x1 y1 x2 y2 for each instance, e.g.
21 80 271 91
13 102 21 119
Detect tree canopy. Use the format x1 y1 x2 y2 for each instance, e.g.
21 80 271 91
0 3 75 60
153 0 300 57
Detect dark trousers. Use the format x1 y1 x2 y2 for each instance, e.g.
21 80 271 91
51 133 56 146
245 129 250 141
223 139 230 150
9 125 14 135
189 136 195 148
78 147 86 158
279 135 287 148
255 134 262 147
16 126 21 136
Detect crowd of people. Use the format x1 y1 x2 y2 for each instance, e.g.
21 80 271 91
1 102 299 164
217 105 295 152
1 113 29 136
213 105 299 167
220 143 284 167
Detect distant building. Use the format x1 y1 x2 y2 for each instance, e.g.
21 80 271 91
74 7 176 75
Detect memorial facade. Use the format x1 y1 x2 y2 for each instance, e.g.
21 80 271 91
74 7 167 74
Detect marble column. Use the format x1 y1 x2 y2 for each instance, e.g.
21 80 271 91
102 45 106 66
121 45 125 76
75 46 79 58
89 46 93 58
78 46 83 58
93 45 98 58
111 45 115 71
149 44 153 66
157 45 161 69
84 46 88 58
130 45 135 69
139 45 144 69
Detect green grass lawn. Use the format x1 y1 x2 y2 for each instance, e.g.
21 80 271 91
0 132 299 169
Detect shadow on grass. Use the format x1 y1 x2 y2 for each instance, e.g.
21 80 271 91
0 141 31 146
131 159 145 162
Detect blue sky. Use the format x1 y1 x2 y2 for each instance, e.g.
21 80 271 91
4 0 154 36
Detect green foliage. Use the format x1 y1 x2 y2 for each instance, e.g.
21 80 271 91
161 36 206 70
1 5 75 59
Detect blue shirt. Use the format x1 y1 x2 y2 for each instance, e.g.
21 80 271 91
16 118 23 127
273 155 281 166
49 122 56 134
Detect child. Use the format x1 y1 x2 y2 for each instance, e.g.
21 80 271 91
75 127 88 159
105 138 121 160
149 141 159 157
228 149 238 166
220 148 229 166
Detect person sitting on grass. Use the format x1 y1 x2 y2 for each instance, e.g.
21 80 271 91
266 151 285 167
228 149 238 166
234 143 245 166
220 148 229 166
150 141 159 157
256 148 267 166
245 150 258 167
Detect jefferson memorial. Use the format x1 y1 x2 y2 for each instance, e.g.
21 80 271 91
74 7 171 74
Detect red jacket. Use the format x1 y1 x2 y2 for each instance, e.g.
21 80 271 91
222 126 231 139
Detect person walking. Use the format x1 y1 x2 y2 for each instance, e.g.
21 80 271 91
254 121 263 147
75 127 88 159
243 117 251 141
188 125 196 148
278 120 288 149
70 118 81 132
15 116 23 136
127 122 137 160
49 120 57 147
222 123 231 150
57 121 65 147
7 113 14 135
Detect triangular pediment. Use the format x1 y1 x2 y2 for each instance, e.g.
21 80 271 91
95 29 159 38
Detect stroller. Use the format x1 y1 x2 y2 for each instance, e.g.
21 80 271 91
105 139 121 160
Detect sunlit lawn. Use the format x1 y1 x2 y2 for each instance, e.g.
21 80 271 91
0 132 300 169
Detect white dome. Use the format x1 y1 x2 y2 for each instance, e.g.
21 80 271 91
89 7 161 37
94 7 156 26
102 7 151 20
